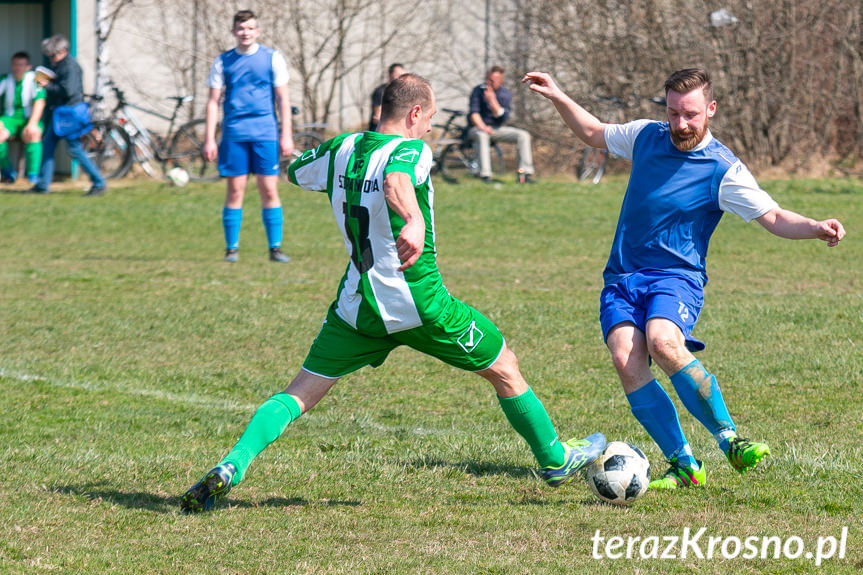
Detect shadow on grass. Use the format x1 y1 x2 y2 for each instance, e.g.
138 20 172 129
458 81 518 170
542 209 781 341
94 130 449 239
405 456 534 480
511 495 604 507
49 483 361 514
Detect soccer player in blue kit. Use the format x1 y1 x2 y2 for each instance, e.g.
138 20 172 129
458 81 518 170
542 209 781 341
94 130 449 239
524 68 845 489
204 10 294 263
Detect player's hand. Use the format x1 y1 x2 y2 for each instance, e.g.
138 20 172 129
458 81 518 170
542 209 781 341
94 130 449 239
396 218 425 272
203 140 218 163
483 83 497 103
816 219 845 247
522 72 562 100
22 124 41 141
280 135 294 159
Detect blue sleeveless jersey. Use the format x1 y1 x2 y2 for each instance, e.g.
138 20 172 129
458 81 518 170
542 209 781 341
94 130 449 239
603 122 738 287
220 46 277 141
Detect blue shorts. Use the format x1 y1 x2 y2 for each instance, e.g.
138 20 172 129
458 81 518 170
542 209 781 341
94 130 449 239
218 140 280 177
599 271 706 352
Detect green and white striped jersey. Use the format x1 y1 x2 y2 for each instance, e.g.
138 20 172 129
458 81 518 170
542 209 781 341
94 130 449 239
288 131 451 337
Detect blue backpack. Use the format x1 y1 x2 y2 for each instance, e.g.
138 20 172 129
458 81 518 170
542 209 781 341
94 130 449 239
53 102 93 139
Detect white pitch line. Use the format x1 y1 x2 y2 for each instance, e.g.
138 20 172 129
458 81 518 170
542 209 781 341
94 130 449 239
1 367 468 437
0 367 258 411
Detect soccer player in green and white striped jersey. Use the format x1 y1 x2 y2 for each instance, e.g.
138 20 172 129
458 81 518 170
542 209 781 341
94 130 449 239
181 75 605 512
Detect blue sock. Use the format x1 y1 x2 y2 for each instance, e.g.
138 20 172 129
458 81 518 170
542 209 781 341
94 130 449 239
223 207 243 250
670 360 737 453
626 379 697 468
262 206 283 249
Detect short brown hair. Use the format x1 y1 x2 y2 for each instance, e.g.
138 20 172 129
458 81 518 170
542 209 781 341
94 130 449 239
488 65 505 76
233 10 256 28
380 74 433 123
664 68 713 101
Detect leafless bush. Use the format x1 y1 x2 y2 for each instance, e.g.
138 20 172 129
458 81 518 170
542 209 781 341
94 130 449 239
496 0 862 171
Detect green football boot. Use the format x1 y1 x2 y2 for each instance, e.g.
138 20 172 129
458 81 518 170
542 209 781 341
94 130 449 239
649 459 706 490
726 437 770 474
180 462 236 513
540 432 606 487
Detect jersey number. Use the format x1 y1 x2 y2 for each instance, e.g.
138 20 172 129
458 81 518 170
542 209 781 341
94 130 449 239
343 202 374 274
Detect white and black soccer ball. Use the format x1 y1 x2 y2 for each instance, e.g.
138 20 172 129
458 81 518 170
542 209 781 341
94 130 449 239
585 441 650 506
167 167 190 187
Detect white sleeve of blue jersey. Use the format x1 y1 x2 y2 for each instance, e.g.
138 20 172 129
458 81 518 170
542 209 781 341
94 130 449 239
718 161 779 222
207 56 224 90
603 119 653 160
272 51 290 87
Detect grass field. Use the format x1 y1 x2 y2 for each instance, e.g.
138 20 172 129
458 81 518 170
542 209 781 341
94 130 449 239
1 174 861 574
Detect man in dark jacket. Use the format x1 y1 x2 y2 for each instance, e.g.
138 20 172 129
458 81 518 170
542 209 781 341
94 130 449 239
30 34 106 196
468 65 535 183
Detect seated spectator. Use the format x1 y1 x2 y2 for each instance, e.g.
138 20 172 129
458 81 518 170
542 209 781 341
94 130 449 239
468 65 535 183
0 52 46 184
368 63 404 131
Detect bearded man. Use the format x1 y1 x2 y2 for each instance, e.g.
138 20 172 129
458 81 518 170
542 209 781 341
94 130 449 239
523 68 844 490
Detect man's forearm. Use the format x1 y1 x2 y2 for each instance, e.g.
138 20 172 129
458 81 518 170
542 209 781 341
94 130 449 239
552 94 606 148
276 86 292 140
205 99 220 141
28 100 46 126
757 208 820 239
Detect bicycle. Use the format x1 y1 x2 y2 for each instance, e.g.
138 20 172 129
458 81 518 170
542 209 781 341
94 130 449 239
278 108 328 181
428 108 503 181
576 95 666 184
86 82 218 181
79 118 133 180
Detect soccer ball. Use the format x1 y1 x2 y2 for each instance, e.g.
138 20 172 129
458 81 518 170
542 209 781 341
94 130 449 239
585 441 650 506
167 167 190 187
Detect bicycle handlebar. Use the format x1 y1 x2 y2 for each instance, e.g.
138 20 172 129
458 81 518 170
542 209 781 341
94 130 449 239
441 108 465 117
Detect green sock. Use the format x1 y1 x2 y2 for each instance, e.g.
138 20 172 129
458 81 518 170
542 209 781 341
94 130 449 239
24 141 42 177
0 140 9 172
221 393 302 485
498 388 565 468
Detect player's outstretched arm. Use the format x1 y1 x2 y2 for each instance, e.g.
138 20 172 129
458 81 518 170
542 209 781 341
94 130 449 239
522 71 607 149
756 208 845 247
384 171 425 271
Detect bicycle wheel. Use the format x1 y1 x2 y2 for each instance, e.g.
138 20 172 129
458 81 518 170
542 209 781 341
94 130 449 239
132 138 160 179
279 131 324 180
576 147 608 184
80 120 133 179
436 142 479 180
169 118 221 182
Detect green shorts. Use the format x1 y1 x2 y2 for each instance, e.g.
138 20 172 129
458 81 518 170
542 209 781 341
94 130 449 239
302 298 505 378
0 115 43 137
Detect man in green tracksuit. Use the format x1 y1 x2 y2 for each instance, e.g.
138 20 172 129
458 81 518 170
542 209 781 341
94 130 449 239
0 52 45 184
180 74 607 512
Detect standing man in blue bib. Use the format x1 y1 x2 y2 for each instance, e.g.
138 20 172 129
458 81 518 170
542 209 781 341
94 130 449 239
204 10 294 263
525 68 845 490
